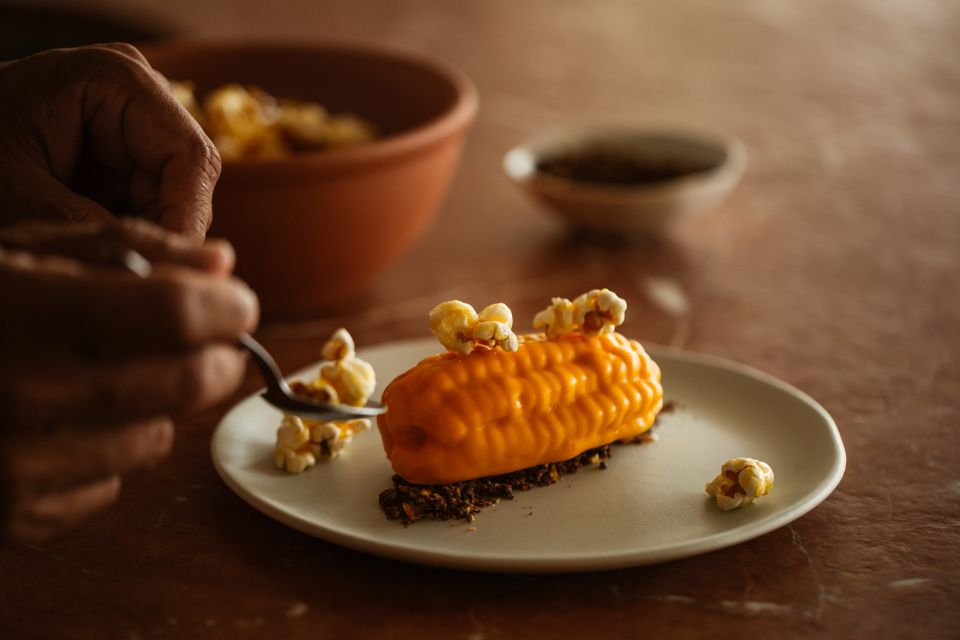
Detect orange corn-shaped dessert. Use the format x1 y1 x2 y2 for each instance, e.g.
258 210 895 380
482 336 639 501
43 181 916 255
377 332 663 484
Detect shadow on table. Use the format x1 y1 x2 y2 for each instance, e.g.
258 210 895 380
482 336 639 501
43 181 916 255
500 226 696 346
533 225 694 273
202 476 785 635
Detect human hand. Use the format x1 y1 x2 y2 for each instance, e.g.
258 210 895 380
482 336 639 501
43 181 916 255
0 43 220 240
0 219 258 542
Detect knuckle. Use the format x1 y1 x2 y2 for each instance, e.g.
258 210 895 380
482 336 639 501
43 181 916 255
191 136 222 181
99 42 145 62
85 47 139 75
80 46 156 95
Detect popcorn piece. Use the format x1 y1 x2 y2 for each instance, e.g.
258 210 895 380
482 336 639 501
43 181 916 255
472 319 519 352
319 358 376 407
705 458 775 511
307 327 376 407
532 297 577 339
167 79 376 160
277 101 375 150
477 302 513 326
276 328 376 473
473 303 519 351
321 327 356 362
211 134 245 161
274 415 317 474
573 288 627 336
290 378 339 406
274 414 373 472
429 301 478 354
276 100 331 148
323 114 376 148
429 300 520 355
532 289 627 338
203 84 289 160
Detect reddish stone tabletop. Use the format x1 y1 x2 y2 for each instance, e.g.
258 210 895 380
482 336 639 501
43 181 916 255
2 1 958 638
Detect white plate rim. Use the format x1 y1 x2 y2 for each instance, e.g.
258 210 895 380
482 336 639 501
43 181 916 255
211 339 846 573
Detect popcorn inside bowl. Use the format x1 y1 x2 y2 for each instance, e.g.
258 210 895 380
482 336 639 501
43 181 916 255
170 81 376 160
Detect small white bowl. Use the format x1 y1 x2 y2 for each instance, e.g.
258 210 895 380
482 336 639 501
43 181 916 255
503 126 747 236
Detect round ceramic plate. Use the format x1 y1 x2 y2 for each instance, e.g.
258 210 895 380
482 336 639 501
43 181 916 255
212 338 845 573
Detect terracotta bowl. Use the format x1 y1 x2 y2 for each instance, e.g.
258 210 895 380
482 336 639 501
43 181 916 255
143 40 477 318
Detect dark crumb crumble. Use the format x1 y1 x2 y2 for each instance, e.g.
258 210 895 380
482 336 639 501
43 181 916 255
380 411 666 524
379 445 613 525
661 400 677 414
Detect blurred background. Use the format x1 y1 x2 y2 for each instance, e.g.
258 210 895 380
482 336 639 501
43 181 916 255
2 0 957 368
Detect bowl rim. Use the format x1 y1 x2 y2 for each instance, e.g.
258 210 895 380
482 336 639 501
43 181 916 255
139 38 479 177
502 125 747 204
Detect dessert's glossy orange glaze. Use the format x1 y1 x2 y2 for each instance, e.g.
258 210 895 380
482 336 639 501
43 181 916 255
377 332 663 484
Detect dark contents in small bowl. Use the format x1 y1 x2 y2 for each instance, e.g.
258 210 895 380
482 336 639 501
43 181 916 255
537 146 716 186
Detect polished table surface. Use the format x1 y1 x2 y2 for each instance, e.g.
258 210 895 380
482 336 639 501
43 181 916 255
3 1 958 638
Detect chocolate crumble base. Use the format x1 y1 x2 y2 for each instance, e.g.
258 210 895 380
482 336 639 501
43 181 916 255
380 418 666 525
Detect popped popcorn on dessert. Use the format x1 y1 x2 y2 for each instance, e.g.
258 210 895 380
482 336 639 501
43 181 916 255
428 300 519 355
377 289 664 523
532 288 626 338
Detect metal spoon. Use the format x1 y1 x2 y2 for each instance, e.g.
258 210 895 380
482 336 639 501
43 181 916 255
238 333 386 421
117 246 387 422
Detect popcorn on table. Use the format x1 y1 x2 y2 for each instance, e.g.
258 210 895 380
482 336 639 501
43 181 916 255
704 458 775 511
